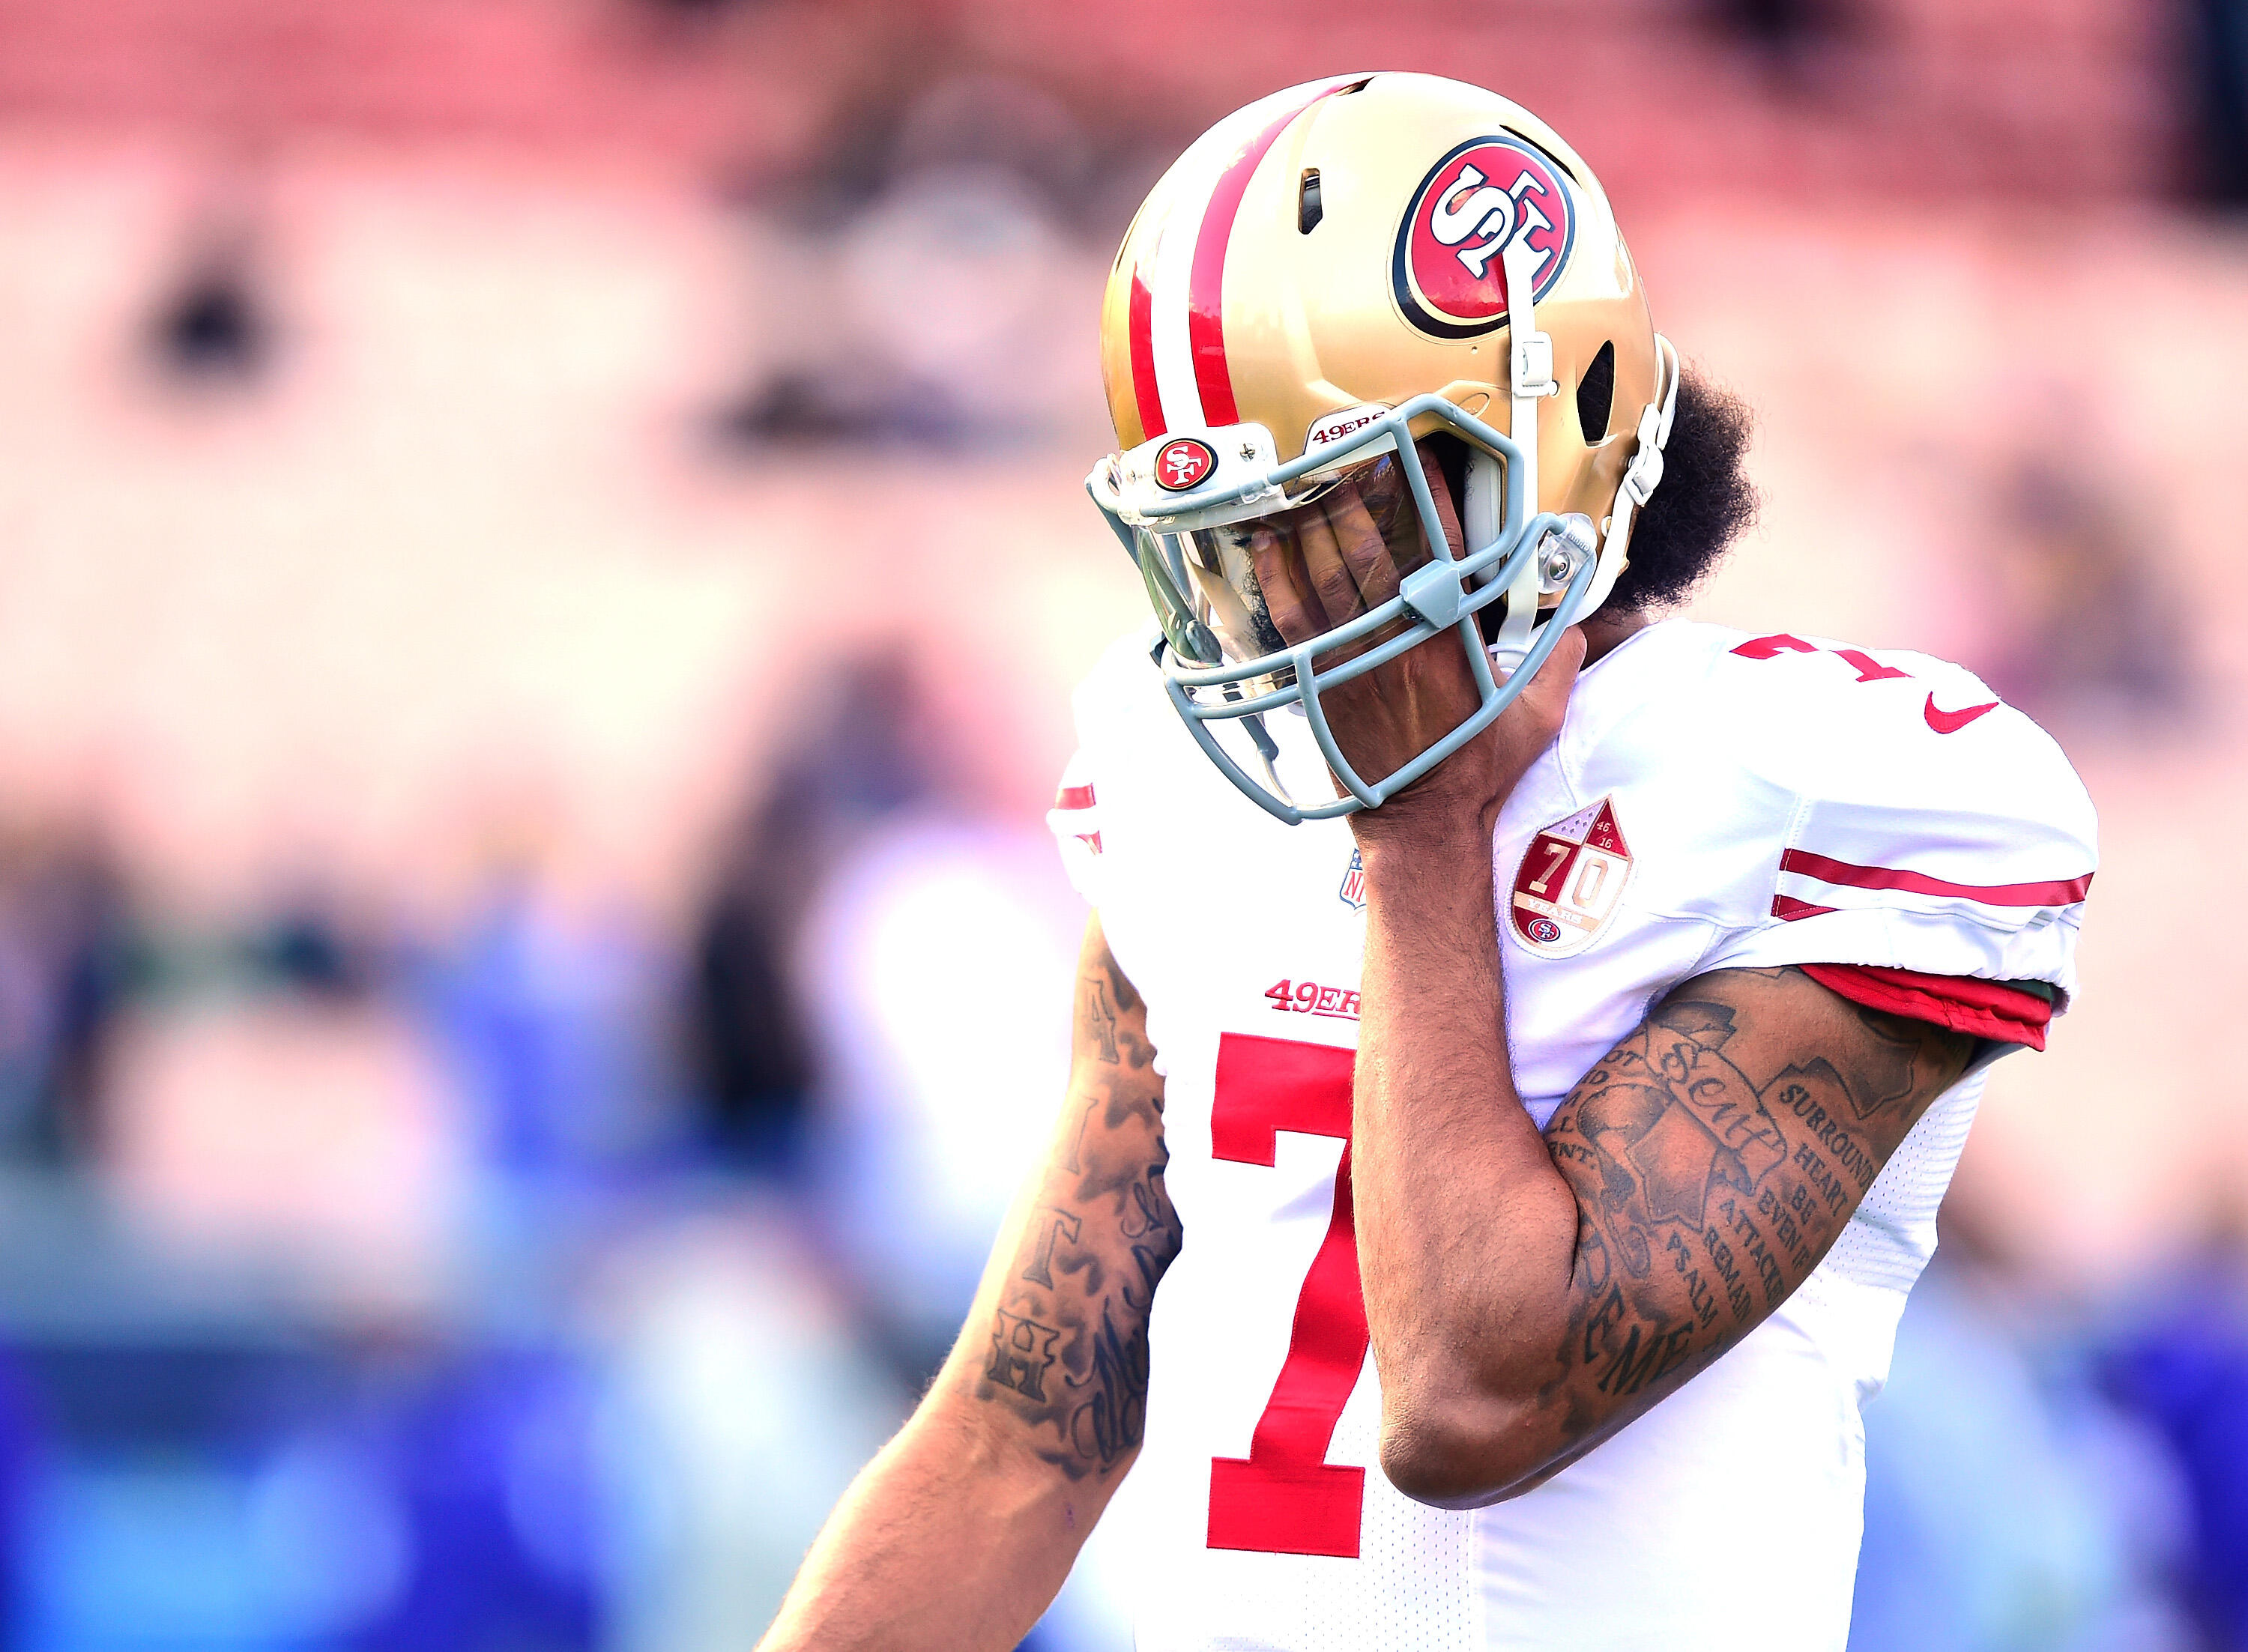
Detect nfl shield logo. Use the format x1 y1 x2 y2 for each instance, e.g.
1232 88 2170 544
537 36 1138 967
1338 848 1367 911
1508 798 1633 958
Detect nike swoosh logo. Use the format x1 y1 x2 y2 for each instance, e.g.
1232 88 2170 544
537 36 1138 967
1924 694 1999 734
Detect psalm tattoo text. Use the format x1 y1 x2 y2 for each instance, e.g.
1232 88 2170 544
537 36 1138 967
1541 969 1968 1423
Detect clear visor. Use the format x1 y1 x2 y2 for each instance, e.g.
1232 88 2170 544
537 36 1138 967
1134 449 1446 681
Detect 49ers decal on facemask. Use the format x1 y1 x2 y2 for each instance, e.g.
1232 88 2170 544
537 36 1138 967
1392 135 1575 340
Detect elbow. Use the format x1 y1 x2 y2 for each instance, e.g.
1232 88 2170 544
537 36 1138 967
1375 1382 1558 1510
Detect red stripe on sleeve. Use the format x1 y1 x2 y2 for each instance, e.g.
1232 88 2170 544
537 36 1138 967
1800 963 2054 1051
1771 894 1837 922
1780 848 2092 908
1054 784 1096 811
1187 86 1346 428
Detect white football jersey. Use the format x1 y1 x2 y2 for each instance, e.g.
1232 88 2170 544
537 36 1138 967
1046 619 2096 1652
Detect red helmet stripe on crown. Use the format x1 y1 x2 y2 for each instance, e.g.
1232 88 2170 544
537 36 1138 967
1185 86 1342 427
1128 261 1164 439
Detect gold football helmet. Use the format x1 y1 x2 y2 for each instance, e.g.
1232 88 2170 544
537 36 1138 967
1086 72 1678 823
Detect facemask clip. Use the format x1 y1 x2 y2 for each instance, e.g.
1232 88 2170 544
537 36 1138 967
1536 514 1598 593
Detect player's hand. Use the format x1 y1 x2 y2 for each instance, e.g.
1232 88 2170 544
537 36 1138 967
1248 443 1583 834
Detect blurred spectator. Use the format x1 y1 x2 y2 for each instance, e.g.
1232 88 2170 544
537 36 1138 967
0 820 133 1164
19 1343 392 1647
595 1211 900 1652
796 806 1081 1377
683 652 934 1175
2190 0 2248 204
419 867 681 1184
348 1349 604 1652
144 211 276 393
1710 0 1858 59
688 641 1082 1371
683 650 1124 1646
12 1340 596 1651
1971 394 2196 734
2104 1223 2248 1651
713 73 1093 449
1853 1218 2191 1652
635 0 771 19
686 868 815 1173
0 1352 45 1646
244 880 379 1003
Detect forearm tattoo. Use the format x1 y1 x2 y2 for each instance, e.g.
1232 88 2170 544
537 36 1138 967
973 939 1182 1480
1538 967 1972 1438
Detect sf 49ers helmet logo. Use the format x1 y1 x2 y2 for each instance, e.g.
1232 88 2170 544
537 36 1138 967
1393 135 1575 340
1153 437 1217 491
1509 797 1631 958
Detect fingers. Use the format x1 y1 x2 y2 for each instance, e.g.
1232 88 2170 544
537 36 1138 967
1240 452 1463 651
1412 441 1467 561
1293 493 1371 629
1505 624 1589 742
1320 484 1402 610
1248 524 1323 647
1254 473 1400 644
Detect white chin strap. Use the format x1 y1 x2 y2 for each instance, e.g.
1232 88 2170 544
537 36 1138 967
1582 332 1681 616
1491 237 1558 664
1479 235 1682 650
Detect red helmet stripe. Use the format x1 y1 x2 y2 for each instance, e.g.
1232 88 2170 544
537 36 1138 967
1128 261 1164 440
1186 84 1349 428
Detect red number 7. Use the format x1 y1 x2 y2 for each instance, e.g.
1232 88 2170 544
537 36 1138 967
1206 1032 1368 1560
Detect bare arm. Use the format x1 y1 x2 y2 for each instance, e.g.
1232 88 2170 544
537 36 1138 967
1532 969 1965 1464
1353 831 1970 1503
1337 650 1971 1503
1251 447 1973 1505
758 917 1177 1651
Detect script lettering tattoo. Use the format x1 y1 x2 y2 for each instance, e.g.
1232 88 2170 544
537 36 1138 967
1664 1229 1721 1329
1536 967 1971 1441
1569 999 1785 1272
1593 1313 1695 1397
1069 1299 1153 1469
969 927 1181 1482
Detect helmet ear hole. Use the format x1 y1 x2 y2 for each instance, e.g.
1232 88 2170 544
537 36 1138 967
1298 169 1323 234
1577 340 1616 442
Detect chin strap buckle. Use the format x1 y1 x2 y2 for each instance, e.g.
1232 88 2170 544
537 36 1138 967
1511 332 1557 401
1619 404 1666 506
1502 241 1559 401
1493 237 1557 662
1584 334 1682 615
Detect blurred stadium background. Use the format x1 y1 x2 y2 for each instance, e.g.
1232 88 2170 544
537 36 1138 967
0 1 2241 1648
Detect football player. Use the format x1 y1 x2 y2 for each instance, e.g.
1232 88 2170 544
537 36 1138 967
758 73 2095 1651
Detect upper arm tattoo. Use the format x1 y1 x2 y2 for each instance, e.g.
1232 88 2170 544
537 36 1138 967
1538 966 1972 1444
970 925 1181 1482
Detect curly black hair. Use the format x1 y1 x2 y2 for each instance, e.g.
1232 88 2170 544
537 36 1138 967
1607 365 1759 612
1424 363 1754 621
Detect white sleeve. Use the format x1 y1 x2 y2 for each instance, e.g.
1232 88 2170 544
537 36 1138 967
1045 747 1106 909
1696 696 2098 1012
1046 626 1170 918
